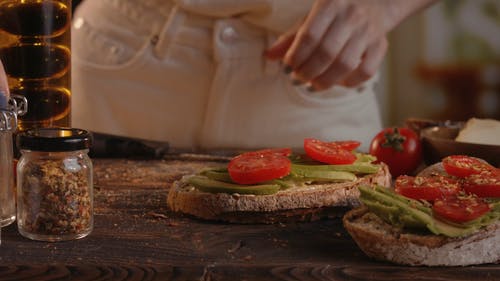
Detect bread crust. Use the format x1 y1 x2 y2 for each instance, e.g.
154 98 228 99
343 206 500 266
167 164 390 223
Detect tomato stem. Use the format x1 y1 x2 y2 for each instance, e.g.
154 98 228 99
381 127 406 152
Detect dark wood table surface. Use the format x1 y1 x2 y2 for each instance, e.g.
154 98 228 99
0 156 499 281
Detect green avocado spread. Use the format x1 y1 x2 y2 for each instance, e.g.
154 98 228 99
184 153 380 196
359 185 500 238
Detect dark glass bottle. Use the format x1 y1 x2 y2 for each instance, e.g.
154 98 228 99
0 0 72 131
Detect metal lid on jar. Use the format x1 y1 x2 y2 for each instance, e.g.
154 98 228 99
0 93 27 132
17 127 92 152
0 109 16 132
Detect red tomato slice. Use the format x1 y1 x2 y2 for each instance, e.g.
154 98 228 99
331 140 361 151
395 175 461 201
241 148 292 158
433 195 491 223
303 138 357 165
442 155 494 178
228 151 291 185
463 169 500 198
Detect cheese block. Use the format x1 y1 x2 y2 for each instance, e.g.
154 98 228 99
455 118 500 146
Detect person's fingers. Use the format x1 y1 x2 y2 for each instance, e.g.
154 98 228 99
309 31 367 90
291 15 353 83
340 37 388 87
270 0 393 90
282 0 337 70
264 32 296 61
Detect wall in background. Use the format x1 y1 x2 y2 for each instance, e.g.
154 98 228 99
380 0 500 127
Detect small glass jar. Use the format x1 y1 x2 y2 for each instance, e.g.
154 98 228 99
0 94 27 227
16 128 93 242
0 107 16 228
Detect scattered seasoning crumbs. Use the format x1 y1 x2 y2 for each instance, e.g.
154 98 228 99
147 211 169 219
21 159 92 235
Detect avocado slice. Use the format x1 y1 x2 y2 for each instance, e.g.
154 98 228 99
359 186 499 238
292 162 380 175
353 153 377 163
291 166 357 182
200 169 293 189
186 176 281 195
200 169 233 182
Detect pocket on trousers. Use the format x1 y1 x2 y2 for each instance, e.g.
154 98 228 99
282 73 378 108
71 15 152 70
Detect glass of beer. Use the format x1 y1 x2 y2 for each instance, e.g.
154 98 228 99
0 0 72 131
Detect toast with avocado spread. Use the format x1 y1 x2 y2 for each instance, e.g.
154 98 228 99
167 151 390 223
343 160 500 266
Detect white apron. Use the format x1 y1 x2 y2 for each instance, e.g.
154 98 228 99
71 0 382 152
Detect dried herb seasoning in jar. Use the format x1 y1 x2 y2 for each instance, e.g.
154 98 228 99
16 128 93 241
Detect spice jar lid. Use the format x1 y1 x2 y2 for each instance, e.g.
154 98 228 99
0 109 16 132
17 127 92 152
0 94 28 132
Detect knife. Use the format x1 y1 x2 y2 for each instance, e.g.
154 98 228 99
89 132 170 159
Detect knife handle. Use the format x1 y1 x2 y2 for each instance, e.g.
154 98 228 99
89 132 169 159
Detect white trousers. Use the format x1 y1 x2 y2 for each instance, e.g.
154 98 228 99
71 0 382 151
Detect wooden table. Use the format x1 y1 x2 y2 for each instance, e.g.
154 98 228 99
0 156 499 281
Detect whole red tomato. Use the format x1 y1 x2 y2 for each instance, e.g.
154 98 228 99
369 127 422 177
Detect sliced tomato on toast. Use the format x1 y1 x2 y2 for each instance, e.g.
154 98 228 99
303 138 357 165
241 148 292 158
442 155 495 178
463 169 500 198
228 148 292 185
433 195 491 223
395 175 461 201
330 140 361 151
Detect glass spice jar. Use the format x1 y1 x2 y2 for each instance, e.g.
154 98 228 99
16 127 93 241
0 93 27 227
0 100 16 228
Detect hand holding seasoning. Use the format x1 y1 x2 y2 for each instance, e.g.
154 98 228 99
16 128 93 242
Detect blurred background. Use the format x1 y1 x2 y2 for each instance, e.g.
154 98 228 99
71 0 499 127
379 0 499 126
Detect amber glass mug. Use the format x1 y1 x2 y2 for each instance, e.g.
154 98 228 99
0 0 72 131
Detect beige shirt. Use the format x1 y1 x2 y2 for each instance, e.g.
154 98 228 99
71 0 382 151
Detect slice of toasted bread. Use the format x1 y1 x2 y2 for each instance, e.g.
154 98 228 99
167 164 390 223
343 206 500 266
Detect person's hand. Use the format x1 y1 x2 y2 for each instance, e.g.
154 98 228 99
265 0 437 91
